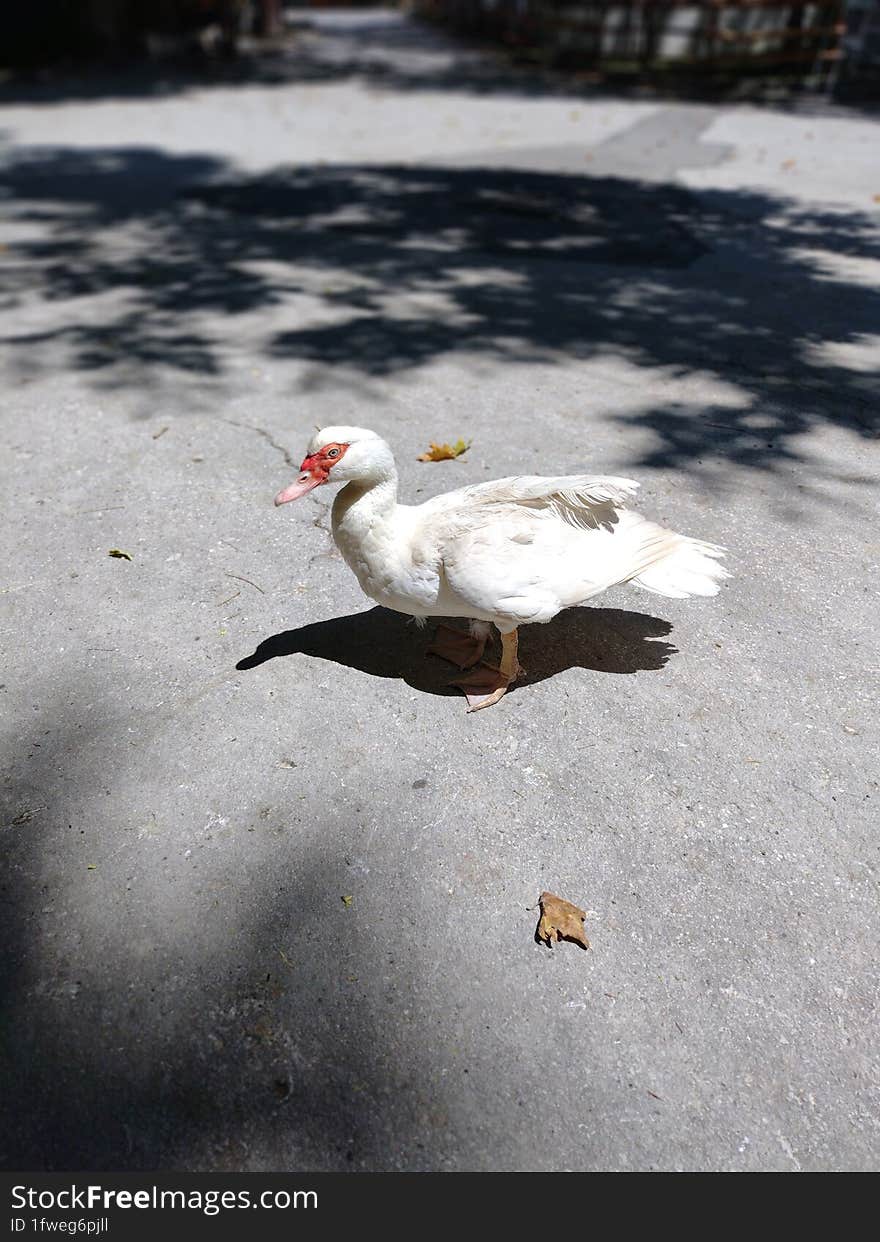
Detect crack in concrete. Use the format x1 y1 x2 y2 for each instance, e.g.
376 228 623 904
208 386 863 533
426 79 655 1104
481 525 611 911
225 417 337 556
222 418 297 470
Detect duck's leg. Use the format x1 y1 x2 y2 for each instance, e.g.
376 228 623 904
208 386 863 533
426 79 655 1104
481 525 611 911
427 620 490 670
453 628 523 712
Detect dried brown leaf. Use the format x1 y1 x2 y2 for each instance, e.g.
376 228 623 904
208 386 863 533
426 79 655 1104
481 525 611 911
417 438 470 462
536 890 590 950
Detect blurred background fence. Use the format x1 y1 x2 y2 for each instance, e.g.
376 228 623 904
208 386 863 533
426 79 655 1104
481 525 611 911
414 0 863 90
2 1 879 94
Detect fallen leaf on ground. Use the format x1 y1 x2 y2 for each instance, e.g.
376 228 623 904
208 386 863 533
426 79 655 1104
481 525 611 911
536 891 590 950
781 159 796 170
418 439 470 462
108 548 132 561
873 194 880 203
341 894 353 907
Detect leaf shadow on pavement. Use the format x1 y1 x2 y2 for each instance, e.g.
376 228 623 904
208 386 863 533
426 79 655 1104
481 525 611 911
2 145 877 485
235 605 677 699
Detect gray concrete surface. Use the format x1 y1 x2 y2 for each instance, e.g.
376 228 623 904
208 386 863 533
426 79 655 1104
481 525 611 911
1 8 878 1172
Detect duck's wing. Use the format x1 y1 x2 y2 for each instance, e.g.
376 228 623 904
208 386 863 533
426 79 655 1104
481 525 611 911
421 474 640 532
406 475 642 623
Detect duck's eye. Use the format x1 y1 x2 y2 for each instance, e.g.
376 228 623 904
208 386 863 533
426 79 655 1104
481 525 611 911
327 447 340 459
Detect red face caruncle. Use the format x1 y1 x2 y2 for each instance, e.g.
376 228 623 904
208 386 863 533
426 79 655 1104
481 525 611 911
274 441 350 506
299 441 349 481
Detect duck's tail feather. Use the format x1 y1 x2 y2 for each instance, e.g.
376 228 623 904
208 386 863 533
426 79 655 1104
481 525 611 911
625 524 730 599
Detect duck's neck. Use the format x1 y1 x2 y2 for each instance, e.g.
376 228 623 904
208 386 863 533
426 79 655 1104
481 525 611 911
331 468 400 541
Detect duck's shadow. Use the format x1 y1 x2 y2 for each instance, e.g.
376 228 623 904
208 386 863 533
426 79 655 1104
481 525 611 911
236 606 677 697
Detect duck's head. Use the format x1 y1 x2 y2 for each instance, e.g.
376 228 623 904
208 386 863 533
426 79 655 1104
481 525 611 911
274 426 394 505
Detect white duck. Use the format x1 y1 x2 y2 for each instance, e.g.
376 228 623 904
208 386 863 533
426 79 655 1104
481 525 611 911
275 426 729 710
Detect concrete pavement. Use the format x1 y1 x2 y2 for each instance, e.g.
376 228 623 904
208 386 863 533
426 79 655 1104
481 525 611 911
1 7 878 1171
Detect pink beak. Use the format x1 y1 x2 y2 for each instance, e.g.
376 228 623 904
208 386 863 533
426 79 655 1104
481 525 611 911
274 471 322 506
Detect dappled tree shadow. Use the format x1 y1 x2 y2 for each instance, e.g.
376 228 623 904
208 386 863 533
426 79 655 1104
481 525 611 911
1 145 877 476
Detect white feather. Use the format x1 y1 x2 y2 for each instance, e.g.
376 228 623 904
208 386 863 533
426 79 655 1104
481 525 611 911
292 427 729 629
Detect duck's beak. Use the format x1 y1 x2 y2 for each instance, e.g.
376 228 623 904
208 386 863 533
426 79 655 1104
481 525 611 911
274 471 322 505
